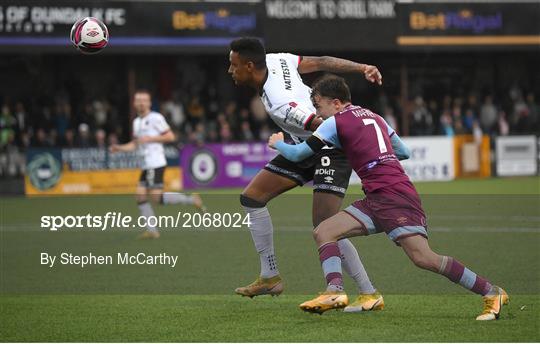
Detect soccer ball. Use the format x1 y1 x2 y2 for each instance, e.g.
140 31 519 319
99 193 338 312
70 17 109 54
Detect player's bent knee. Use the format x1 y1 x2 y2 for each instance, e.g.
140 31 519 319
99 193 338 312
312 222 332 244
135 195 147 204
410 252 438 272
239 194 267 208
149 193 162 205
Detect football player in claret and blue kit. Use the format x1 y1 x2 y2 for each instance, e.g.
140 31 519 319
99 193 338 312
269 75 508 320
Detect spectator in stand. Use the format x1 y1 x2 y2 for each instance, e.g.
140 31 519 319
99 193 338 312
49 129 59 147
58 128 76 147
220 122 233 142
0 105 16 148
107 132 119 146
525 93 539 134
442 94 452 112
93 100 108 128
463 109 476 134
258 124 272 141
224 101 237 123
79 103 95 129
187 96 205 125
161 94 186 131
95 129 107 148
467 94 480 115
32 128 50 147
480 95 497 134
0 130 23 177
13 102 27 146
240 121 254 141
20 130 31 148
410 96 433 136
34 106 53 132
428 99 439 125
439 110 454 137
512 94 531 134
207 126 219 142
472 120 483 144
193 123 206 144
452 105 466 135
54 103 71 141
77 123 92 147
205 85 220 122
497 110 510 136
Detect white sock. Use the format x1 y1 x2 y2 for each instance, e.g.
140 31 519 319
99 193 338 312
138 202 157 232
162 192 194 205
243 206 279 278
338 239 376 294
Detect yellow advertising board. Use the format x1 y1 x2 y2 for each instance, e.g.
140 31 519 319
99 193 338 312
25 147 182 195
453 135 491 178
25 167 182 195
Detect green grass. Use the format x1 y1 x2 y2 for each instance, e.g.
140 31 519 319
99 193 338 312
1 177 539 342
1 295 538 342
198 176 540 195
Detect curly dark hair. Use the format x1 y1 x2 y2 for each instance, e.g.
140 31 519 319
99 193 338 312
230 37 266 70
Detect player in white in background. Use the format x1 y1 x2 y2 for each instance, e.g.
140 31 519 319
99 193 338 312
228 37 385 312
110 89 205 239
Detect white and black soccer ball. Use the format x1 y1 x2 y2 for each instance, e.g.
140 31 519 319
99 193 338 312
70 17 109 54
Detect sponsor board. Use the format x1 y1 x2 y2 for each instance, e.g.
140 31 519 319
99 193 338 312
496 136 538 176
25 147 181 195
400 136 454 181
396 2 540 48
0 1 261 52
181 142 277 189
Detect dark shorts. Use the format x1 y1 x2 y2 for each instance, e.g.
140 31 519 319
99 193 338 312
344 181 428 243
139 166 165 189
264 148 352 197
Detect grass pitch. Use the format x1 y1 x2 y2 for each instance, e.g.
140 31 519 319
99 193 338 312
1 177 539 342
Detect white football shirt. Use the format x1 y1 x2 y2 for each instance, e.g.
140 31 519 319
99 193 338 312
261 53 316 143
132 111 170 169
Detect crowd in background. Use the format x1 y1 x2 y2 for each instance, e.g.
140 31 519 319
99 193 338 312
386 87 539 138
1 83 539 177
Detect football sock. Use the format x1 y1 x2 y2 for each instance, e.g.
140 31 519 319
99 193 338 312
138 201 157 232
338 239 376 294
439 256 492 296
161 192 195 205
319 242 344 292
242 206 279 278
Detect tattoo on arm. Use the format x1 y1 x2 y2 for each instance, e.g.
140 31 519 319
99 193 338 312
299 56 366 74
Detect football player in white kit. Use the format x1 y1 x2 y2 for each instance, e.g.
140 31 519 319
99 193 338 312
110 89 205 239
228 38 385 312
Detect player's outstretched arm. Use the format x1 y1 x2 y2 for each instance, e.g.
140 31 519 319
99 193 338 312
391 134 410 161
268 132 317 162
298 56 382 85
109 140 137 153
136 130 175 144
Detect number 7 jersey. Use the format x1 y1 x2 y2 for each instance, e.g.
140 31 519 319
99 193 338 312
313 104 410 193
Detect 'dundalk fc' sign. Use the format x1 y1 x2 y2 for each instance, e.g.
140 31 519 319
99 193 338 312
0 1 262 51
